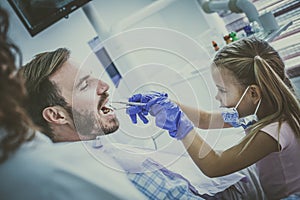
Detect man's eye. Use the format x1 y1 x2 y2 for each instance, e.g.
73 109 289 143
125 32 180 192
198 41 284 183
80 80 88 91
218 88 227 93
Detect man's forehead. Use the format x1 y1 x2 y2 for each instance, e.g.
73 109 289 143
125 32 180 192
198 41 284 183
50 57 105 86
47 59 79 94
49 59 77 81
75 66 101 82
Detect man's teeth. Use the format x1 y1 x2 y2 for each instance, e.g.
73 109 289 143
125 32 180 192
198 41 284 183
100 105 112 114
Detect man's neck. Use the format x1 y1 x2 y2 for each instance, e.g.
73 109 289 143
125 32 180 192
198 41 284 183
51 125 81 142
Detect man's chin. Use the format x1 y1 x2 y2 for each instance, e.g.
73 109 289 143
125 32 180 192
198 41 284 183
104 120 120 135
92 119 120 137
73 108 120 139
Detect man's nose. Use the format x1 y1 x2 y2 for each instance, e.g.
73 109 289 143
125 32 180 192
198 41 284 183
96 80 109 95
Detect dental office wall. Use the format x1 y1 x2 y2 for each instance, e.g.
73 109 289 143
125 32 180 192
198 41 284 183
4 0 238 149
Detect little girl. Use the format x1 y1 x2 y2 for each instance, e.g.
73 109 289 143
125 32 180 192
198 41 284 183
126 37 300 199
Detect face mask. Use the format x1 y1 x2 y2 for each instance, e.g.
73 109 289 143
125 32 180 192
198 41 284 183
221 86 261 129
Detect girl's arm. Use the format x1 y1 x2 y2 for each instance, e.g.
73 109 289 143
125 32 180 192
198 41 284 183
176 102 231 129
181 129 278 177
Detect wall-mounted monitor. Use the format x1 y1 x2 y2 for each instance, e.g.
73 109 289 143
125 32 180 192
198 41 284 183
8 0 91 37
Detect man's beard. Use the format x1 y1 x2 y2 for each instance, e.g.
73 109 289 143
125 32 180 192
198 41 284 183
65 105 119 137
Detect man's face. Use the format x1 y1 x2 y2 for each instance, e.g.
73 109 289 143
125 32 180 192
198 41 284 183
49 58 119 139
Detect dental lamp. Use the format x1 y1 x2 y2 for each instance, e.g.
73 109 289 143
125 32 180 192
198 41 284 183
197 0 261 25
197 0 293 42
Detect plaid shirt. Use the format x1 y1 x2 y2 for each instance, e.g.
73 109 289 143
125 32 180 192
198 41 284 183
127 158 213 200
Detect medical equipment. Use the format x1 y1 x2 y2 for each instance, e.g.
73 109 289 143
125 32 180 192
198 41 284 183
8 0 91 37
109 101 147 111
221 86 262 129
198 0 260 25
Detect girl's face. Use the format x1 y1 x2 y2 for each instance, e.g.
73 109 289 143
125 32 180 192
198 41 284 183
211 66 255 117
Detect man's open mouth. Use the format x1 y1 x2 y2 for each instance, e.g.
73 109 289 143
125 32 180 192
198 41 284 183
98 98 113 115
100 105 112 114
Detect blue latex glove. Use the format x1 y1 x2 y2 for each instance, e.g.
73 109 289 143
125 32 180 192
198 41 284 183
148 98 194 140
126 92 168 124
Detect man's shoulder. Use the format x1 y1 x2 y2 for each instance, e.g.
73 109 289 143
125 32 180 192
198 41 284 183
0 139 146 200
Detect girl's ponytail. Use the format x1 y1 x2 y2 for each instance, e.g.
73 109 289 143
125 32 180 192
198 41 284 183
253 55 300 137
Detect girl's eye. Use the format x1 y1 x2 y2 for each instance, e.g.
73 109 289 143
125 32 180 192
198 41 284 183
80 80 88 91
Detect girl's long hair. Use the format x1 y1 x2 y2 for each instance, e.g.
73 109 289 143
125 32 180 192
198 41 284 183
0 7 35 163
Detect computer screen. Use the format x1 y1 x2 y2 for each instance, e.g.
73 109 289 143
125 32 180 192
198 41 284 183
8 0 91 36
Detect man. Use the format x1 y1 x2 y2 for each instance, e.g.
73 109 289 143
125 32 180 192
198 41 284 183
20 48 265 200
20 48 119 142
19 48 209 199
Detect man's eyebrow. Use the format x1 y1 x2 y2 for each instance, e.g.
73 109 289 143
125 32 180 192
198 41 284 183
76 75 90 89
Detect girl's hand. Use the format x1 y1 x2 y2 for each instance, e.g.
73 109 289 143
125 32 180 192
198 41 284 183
148 98 194 140
126 92 168 124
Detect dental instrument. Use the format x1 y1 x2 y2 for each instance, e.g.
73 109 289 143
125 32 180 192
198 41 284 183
109 101 147 111
111 101 147 106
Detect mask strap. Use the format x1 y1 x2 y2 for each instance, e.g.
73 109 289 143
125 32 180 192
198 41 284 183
254 99 262 115
234 86 250 109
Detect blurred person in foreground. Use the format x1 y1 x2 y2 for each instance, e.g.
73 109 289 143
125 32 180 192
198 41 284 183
0 7 146 200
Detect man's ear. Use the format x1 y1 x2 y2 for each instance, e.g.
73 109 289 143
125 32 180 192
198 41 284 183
249 84 261 104
42 106 69 125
